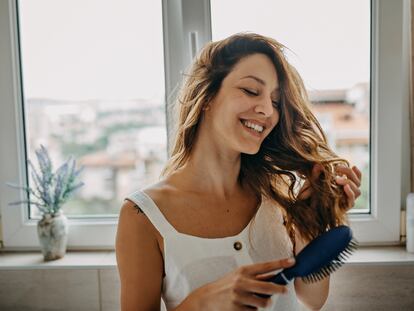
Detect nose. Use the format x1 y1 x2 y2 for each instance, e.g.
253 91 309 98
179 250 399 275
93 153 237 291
254 97 274 117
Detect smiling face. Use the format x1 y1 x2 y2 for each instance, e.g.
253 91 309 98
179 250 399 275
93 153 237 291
205 53 280 155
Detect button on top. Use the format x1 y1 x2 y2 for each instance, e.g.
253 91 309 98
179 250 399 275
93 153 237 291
233 241 242 251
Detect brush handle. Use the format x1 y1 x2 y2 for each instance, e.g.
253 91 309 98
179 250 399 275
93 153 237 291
253 225 356 299
254 271 290 299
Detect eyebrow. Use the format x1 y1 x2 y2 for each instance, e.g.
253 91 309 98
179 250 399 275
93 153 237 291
240 75 279 91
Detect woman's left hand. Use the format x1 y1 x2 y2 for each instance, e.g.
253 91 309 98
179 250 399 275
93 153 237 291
334 165 362 210
298 164 362 210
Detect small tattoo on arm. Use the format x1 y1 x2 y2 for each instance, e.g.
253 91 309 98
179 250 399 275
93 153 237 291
134 205 144 214
124 199 145 215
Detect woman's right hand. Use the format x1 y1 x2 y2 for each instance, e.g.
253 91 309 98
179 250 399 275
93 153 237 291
182 257 295 311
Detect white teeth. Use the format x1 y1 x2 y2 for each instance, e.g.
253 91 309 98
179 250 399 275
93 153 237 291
241 120 264 133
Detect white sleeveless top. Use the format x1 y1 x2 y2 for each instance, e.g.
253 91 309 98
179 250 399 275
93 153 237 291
126 190 301 311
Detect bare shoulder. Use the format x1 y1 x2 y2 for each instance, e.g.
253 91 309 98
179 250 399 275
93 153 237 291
115 197 165 310
119 179 176 232
142 179 177 199
115 178 182 310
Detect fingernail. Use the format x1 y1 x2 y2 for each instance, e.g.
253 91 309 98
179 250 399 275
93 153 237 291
287 258 295 264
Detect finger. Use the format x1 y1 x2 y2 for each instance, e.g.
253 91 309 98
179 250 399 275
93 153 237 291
236 293 272 309
352 165 362 180
240 304 259 311
243 278 288 296
347 181 361 198
335 166 360 187
241 306 258 311
255 272 277 281
344 184 356 208
234 301 258 311
244 258 295 276
336 166 361 187
335 177 361 198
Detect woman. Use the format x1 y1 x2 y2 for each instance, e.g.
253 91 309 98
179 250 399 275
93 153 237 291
116 33 362 310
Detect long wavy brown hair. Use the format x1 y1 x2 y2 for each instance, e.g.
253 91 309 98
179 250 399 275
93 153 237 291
161 32 350 245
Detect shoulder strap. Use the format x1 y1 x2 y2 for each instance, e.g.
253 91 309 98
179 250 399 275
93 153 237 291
125 190 178 238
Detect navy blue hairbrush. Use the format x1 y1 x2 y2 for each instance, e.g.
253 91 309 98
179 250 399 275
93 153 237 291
256 225 358 298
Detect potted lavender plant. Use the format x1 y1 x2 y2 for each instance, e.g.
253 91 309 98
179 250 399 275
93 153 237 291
7 145 84 261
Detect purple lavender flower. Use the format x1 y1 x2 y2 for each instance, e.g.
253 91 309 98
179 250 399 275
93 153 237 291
7 145 84 216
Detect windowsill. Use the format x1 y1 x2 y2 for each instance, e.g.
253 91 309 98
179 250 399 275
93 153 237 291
0 250 115 270
0 246 413 270
345 245 414 265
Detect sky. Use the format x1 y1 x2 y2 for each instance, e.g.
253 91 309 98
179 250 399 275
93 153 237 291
18 0 370 102
211 0 370 92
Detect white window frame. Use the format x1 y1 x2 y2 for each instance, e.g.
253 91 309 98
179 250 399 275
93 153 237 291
0 0 409 250
349 0 410 244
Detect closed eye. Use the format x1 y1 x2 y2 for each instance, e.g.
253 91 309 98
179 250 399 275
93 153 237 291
242 88 280 109
241 88 258 96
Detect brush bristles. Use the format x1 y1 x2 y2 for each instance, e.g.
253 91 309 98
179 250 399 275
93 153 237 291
302 238 358 284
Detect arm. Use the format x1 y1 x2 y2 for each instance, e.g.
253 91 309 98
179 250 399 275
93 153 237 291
293 230 330 311
115 200 164 311
116 201 296 311
294 165 362 310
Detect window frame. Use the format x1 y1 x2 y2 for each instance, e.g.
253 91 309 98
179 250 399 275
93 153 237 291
0 0 409 249
348 0 410 243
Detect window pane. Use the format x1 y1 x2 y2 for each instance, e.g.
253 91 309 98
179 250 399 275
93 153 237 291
211 0 370 212
17 0 166 218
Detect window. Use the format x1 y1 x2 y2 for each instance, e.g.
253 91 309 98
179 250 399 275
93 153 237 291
0 0 408 248
18 0 167 218
211 0 371 213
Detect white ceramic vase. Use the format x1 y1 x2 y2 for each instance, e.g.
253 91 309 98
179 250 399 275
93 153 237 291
37 211 69 261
